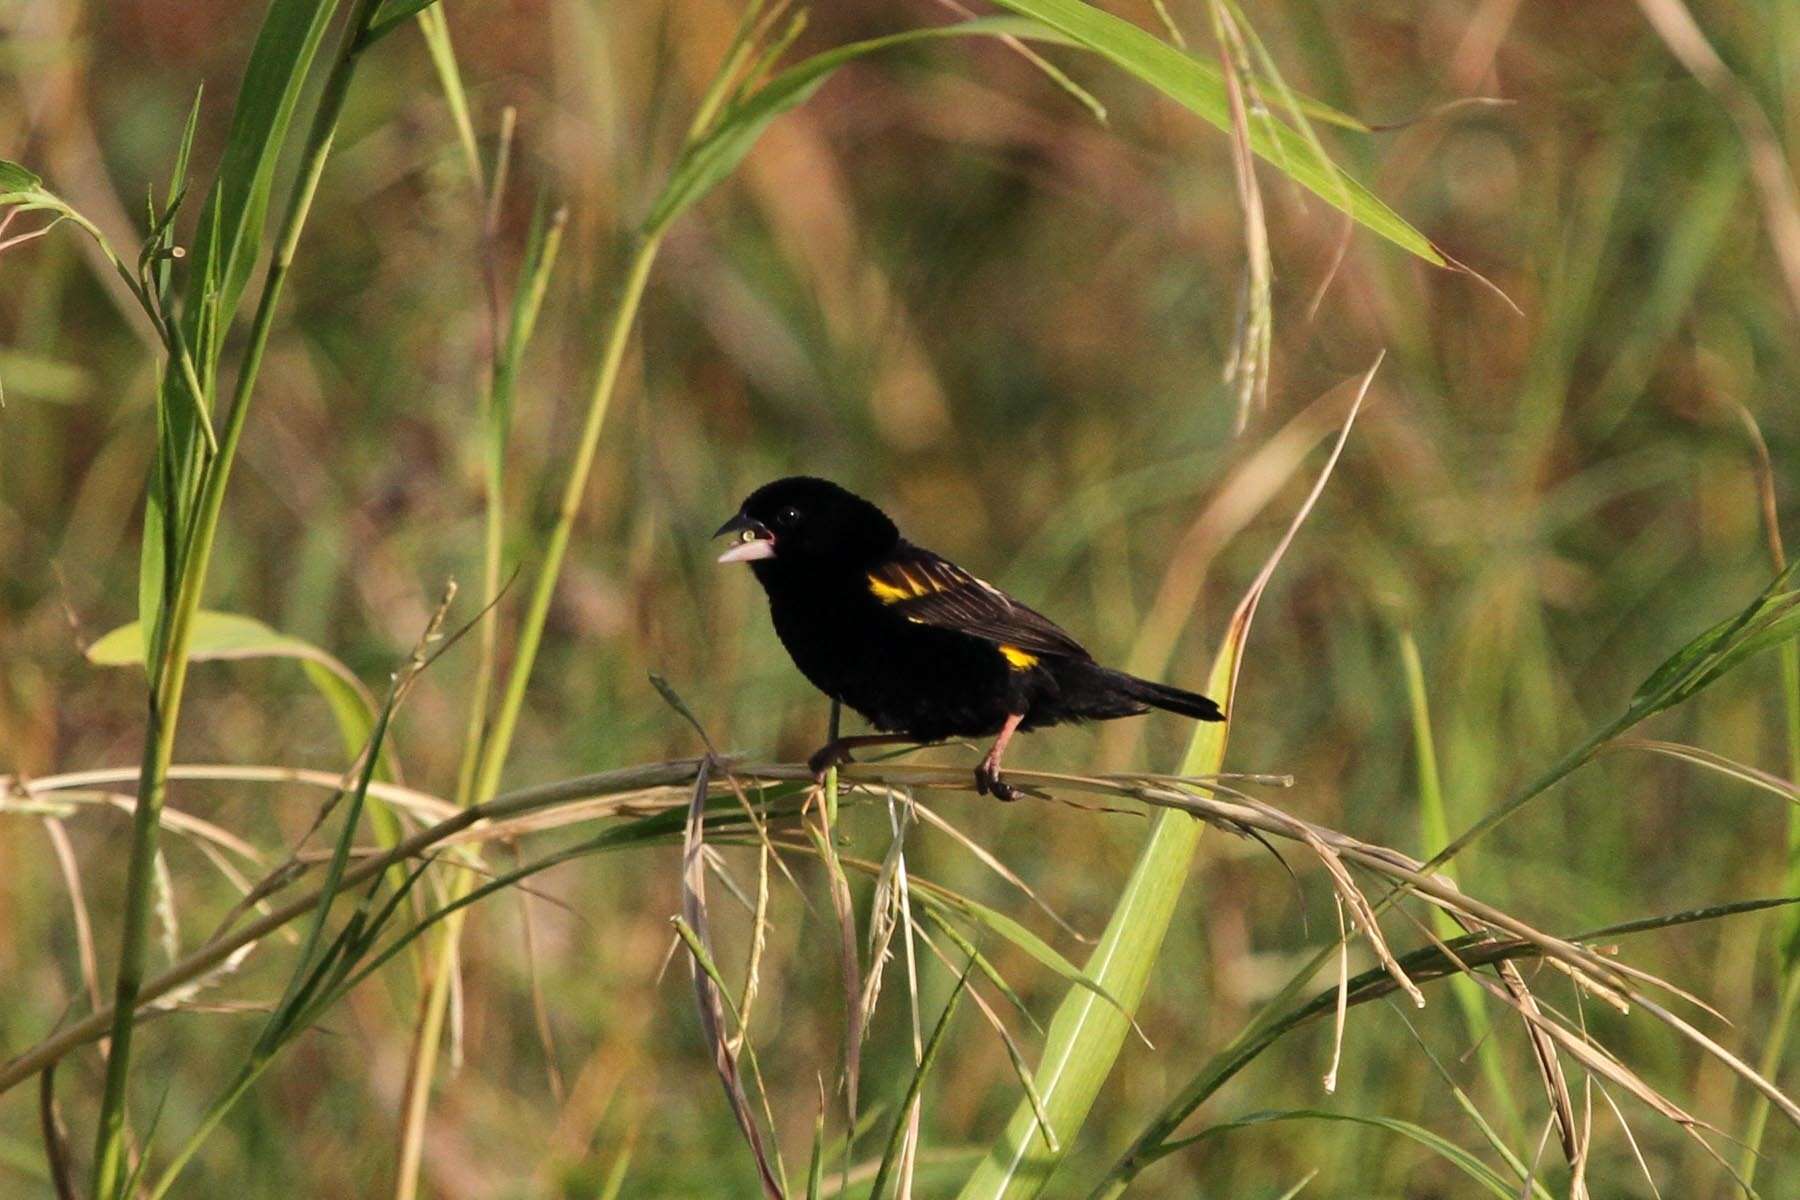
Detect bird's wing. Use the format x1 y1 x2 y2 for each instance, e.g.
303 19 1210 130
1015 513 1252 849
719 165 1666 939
865 543 1092 662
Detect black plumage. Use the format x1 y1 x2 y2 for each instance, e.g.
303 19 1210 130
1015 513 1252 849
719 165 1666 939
716 476 1223 799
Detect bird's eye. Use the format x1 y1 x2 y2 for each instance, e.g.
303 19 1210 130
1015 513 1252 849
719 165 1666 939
776 506 802 527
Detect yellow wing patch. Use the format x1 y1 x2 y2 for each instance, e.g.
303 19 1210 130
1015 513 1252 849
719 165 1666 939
867 567 935 603
868 575 914 603
998 644 1038 669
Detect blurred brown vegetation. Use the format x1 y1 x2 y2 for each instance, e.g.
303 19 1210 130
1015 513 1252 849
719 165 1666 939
3 0 1800 1195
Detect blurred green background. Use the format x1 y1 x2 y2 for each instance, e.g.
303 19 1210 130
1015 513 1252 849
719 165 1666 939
4 0 1800 1195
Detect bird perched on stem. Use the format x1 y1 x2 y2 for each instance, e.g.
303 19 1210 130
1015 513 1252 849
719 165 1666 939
715 476 1224 800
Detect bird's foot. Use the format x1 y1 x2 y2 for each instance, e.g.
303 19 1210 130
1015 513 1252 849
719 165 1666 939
808 740 854 782
974 758 1017 802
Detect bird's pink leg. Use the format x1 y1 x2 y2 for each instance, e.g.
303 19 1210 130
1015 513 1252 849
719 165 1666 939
974 712 1025 801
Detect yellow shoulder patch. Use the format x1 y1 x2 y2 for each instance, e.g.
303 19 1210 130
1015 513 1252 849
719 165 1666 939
868 567 933 603
868 574 914 603
998 644 1038 669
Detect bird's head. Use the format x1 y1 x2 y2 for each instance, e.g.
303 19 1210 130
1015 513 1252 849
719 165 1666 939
715 476 899 572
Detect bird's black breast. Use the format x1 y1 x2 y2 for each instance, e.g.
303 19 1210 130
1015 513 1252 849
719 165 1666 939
763 578 1029 740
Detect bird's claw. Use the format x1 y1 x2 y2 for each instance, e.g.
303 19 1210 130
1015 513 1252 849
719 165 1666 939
808 742 853 782
974 761 1017 802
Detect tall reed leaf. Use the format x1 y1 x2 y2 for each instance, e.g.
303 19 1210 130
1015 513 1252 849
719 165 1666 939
91 2 385 1191
957 361 1377 1199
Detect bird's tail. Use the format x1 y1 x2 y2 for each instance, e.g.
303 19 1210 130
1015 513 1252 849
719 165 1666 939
1108 670 1225 722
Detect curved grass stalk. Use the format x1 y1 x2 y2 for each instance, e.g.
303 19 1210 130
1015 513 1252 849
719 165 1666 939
0 758 713 1098
7 763 458 825
0 756 1332 1096
7 742 1800 1192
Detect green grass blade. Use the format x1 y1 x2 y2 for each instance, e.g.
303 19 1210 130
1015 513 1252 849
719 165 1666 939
0 160 41 192
143 612 417 1199
149 0 342 586
919 911 1045 1035
1392 1011 1550 1198
1427 562 1800 874
89 610 350 668
183 0 341 336
869 963 974 1200
1738 411 1800 1187
808 1091 828 1200
363 0 447 47
414 6 481 189
645 18 1050 237
1400 631 1521 1142
86 611 388 776
908 884 1133 1023
643 10 1429 266
1159 1110 1522 1198
982 0 1443 263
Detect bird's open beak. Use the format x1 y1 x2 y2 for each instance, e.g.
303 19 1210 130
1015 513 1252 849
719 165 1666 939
714 513 776 563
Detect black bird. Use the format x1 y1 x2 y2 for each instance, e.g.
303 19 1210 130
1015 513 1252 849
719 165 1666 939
715 477 1224 800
